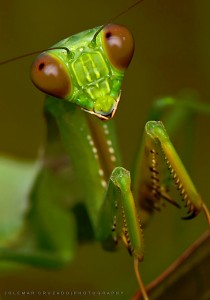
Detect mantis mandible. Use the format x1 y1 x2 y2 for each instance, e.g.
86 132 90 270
0 1 210 299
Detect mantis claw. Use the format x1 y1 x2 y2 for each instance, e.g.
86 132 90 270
160 193 181 209
181 209 199 220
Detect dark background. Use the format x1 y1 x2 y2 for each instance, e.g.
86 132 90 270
0 1 210 299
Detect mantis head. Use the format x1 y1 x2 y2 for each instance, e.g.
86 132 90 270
30 24 134 120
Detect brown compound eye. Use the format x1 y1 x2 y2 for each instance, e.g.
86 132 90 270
30 53 71 99
102 24 134 71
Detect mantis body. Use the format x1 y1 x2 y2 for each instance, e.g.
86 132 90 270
1 6 210 300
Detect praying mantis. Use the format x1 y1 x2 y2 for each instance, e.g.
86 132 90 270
0 0 210 300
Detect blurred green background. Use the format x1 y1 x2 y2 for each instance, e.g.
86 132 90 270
0 0 210 299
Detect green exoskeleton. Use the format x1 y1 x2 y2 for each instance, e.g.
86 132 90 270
31 23 148 297
1 17 210 300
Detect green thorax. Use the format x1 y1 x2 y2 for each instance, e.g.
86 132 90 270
51 27 124 119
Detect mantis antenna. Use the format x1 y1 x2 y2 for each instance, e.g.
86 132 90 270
0 47 70 66
92 0 145 41
0 0 145 66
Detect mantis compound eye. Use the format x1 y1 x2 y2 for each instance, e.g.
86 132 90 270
102 24 134 71
30 53 71 99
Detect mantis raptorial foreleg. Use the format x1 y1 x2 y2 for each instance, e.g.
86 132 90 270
98 167 148 298
131 95 210 229
134 121 210 225
44 96 148 298
145 121 210 225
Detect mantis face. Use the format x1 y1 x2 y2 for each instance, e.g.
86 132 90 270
31 24 134 120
